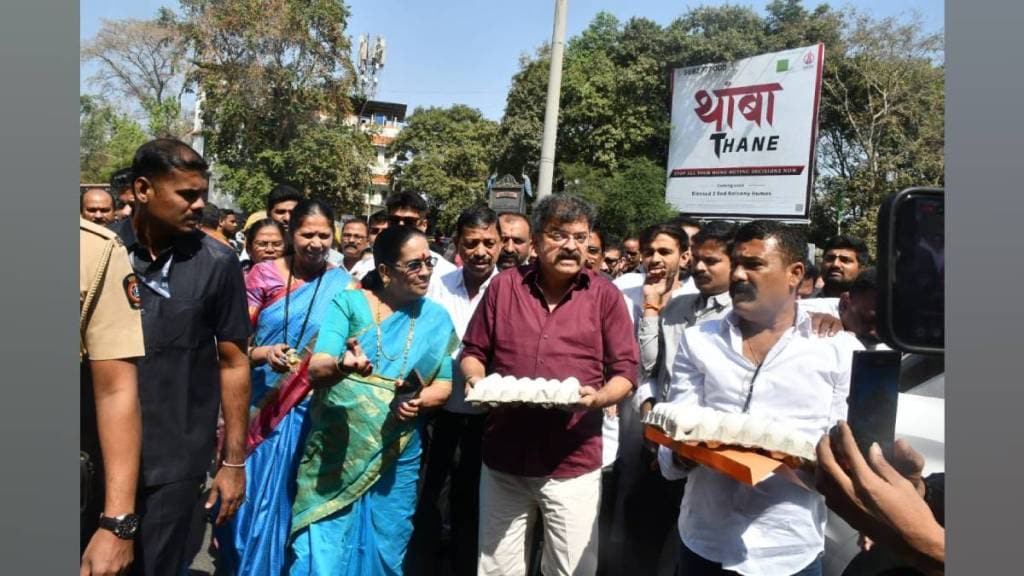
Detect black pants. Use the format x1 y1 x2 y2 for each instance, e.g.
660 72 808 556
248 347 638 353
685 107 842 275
407 411 486 576
606 403 685 576
129 476 205 576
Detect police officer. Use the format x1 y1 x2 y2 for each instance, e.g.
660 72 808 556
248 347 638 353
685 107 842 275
80 217 145 576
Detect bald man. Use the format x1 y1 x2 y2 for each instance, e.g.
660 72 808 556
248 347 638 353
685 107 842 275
81 188 116 225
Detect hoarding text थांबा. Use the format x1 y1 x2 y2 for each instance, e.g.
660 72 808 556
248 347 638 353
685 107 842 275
665 44 824 221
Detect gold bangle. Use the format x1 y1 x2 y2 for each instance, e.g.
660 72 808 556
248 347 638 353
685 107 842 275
643 303 662 313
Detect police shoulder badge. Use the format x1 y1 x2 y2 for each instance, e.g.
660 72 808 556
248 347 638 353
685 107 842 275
123 274 142 309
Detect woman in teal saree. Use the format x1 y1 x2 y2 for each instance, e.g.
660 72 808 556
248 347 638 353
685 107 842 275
289 226 458 575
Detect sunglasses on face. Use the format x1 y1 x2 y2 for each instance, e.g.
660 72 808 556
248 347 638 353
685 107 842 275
604 257 621 267
625 251 640 258
391 256 438 274
388 215 422 228
370 226 387 235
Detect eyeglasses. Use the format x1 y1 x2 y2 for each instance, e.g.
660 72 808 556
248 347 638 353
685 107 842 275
544 230 590 246
603 257 621 267
388 215 422 228
253 241 284 250
391 256 438 273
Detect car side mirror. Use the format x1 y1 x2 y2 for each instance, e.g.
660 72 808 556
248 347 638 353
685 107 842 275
876 187 944 354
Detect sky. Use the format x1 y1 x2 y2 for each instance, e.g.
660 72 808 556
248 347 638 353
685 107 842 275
81 0 944 121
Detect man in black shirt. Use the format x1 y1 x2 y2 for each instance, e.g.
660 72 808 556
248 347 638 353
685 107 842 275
111 139 251 576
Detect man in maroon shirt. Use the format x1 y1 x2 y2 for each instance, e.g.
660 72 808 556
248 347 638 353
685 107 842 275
461 194 639 576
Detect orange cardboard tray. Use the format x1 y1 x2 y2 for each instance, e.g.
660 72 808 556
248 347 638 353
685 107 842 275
645 425 785 486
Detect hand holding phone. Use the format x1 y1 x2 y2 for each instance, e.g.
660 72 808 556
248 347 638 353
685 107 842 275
847 350 902 459
391 369 425 417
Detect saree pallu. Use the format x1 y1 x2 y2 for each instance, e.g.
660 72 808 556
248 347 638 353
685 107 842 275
289 291 458 576
216 268 352 576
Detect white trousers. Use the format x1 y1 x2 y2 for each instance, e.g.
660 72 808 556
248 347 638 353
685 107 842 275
477 465 601 576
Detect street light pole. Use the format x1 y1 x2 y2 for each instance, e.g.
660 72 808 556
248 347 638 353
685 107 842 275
536 0 568 200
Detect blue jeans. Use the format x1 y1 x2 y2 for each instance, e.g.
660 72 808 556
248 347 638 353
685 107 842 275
678 540 823 576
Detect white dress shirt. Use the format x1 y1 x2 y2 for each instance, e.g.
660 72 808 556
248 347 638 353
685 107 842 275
326 248 345 269
679 275 699 295
657 305 863 576
798 296 840 317
427 266 497 414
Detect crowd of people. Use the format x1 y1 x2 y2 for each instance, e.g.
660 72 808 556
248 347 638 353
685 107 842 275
80 138 944 576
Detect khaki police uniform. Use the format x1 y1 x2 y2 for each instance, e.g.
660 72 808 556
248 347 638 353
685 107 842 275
80 217 145 552
80 217 145 360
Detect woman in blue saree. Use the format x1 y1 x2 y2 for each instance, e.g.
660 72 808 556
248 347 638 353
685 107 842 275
216 200 352 575
289 226 458 575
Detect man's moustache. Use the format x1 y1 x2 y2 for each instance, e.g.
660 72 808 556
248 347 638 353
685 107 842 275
730 282 758 300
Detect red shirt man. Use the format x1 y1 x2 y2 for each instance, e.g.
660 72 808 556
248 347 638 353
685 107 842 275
461 194 637 576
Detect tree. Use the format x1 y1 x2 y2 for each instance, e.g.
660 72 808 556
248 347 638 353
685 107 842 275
180 0 371 213
80 9 192 137
388 105 499 231
814 9 944 249
564 158 676 239
80 95 149 183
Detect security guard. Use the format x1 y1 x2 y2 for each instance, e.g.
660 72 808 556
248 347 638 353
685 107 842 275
81 217 145 576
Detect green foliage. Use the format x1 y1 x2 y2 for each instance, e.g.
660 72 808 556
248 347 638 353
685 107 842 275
142 97 185 139
180 0 366 212
79 95 149 183
565 158 675 239
388 105 499 231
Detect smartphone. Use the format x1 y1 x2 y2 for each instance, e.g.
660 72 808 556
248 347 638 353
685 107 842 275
847 350 902 458
390 368 425 412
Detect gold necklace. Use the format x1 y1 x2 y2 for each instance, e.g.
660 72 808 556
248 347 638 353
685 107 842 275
375 297 417 377
743 338 764 367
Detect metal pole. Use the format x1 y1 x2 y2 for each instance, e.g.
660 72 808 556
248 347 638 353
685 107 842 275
536 0 568 200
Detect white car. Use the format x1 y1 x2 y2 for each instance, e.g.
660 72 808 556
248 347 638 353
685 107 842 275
824 354 945 576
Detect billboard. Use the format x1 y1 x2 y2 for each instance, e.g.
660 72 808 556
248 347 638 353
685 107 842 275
665 44 825 221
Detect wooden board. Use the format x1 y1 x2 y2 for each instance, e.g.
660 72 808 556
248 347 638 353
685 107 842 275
645 425 784 486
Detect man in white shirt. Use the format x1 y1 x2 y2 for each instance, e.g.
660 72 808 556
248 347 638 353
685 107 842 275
336 218 370 276
801 235 870 317
659 220 863 576
350 191 457 281
408 205 501 575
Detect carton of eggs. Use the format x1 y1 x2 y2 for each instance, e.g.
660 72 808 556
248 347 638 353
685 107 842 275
466 374 582 407
642 403 817 462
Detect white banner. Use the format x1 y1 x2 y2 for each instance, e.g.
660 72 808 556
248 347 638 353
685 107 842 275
665 44 824 221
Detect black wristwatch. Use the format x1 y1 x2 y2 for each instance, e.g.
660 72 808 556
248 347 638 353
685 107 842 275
98 513 141 540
